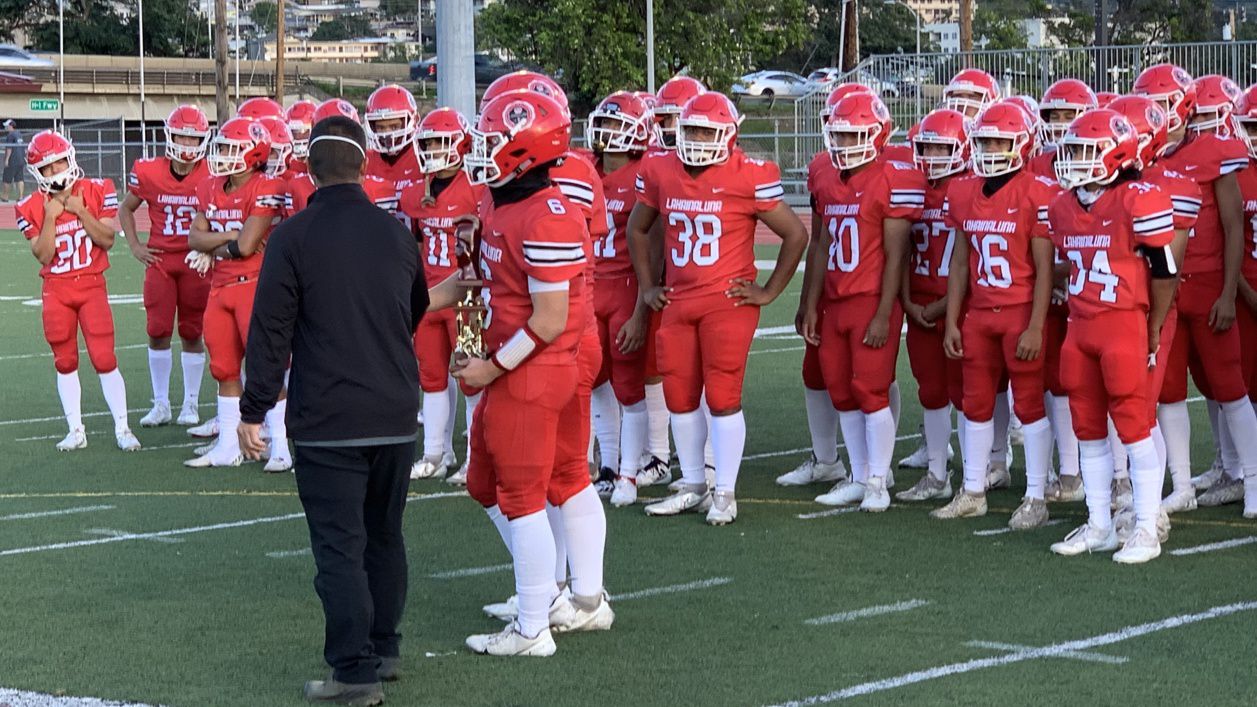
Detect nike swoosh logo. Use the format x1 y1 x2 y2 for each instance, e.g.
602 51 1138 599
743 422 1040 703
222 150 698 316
855 192 864 198
711 187 725 194
1102 219 1114 227
1183 165 1199 171
1006 208 1019 214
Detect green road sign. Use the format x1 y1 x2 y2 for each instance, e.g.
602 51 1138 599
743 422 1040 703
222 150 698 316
29 98 60 112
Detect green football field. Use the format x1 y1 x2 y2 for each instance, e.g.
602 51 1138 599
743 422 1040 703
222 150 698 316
0 235 1255 707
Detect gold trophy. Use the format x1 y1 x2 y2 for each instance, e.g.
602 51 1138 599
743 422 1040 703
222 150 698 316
452 217 487 363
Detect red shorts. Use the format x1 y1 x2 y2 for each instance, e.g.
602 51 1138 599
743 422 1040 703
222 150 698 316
594 276 648 405
1042 305 1068 396
655 292 759 413
644 309 663 380
465 361 583 518
1149 306 1177 425
819 294 903 413
905 292 963 410
1061 309 1151 443
42 275 116 374
572 323 602 469
802 305 825 390
203 281 257 383
143 250 211 341
1160 272 1247 404
414 308 457 393
959 303 1046 423
1238 281 1257 403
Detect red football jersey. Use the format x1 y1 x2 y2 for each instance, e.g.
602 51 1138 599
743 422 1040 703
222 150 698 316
16 178 118 280
479 185 589 365
808 153 926 300
1049 180 1175 318
636 148 784 300
910 176 964 297
1028 148 1058 181
1237 159 1257 281
397 170 485 284
1158 133 1249 275
1142 163 1203 233
194 173 285 288
944 170 1058 310
289 157 308 175
883 143 913 163
127 157 210 253
288 173 399 215
594 156 642 280
365 149 422 193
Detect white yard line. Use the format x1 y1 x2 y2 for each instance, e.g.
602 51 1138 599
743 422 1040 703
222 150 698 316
767 600 1257 706
2 402 213 428
804 599 930 626
0 505 115 521
750 346 806 356
973 519 1065 537
84 528 184 544
428 562 512 579
746 432 925 462
0 687 157 707
610 576 733 601
0 342 149 362
266 548 312 559
797 507 859 520
1169 535 1257 556
964 640 1128 665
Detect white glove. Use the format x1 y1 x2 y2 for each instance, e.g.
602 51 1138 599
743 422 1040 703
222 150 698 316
184 250 212 277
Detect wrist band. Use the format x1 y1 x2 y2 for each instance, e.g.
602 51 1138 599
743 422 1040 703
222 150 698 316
490 325 548 371
225 240 243 259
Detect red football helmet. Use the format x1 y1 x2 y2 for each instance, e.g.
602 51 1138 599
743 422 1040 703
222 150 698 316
481 71 569 115
823 92 892 170
208 117 272 177
1107 95 1170 169
1054 109 1140 190
676 92 742 167
26 130 82 193
820 82 876 120
652 75 706 150
236 97 284 121
586 91 652 154
1190 74 1242 137
365 84 419 155
314 98 359 125
414 107 471 174
1133 63 1196 135
258 116 293 177
969 102 1035 177
633 91 658 111
942 68 1001 119
164 104 211 164
286 100 317 159
1233 85 1257 158
913 108 969 180
466 91 571 186
1039 78 1097 146
1096 91 1119 108
1001 96 1043 149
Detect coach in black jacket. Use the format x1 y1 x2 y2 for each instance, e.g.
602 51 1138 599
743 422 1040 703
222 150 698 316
239 116 427 706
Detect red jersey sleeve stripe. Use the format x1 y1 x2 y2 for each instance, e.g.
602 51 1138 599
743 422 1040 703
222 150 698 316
1221 158 1249 174
1133 211 1175 235
1170 195 1202 215
554 178 595 206
522 241 586 266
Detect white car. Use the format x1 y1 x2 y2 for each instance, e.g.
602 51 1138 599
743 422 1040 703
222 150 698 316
806 68 843 91
732 71 811 99
808 68 901 99
0 45 53 69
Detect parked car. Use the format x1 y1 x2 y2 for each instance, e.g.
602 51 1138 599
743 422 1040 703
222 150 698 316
0 45 53 70
805 67 842 91
409 54 540 85
732 70 811 99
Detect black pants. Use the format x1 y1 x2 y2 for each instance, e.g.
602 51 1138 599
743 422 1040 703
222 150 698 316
294 441 414 684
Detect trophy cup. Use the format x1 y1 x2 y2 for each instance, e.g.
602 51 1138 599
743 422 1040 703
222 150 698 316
452 217 487 363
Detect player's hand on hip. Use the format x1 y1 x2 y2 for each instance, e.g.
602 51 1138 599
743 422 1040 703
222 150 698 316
616 308 647 354
238 422 267 461
129 241 159 267
1210 296 1237 332
453 357 502 389
643 285 672 311
1015 327 1043 361
726 278 771 307
943 324 964 359
863 314 890 348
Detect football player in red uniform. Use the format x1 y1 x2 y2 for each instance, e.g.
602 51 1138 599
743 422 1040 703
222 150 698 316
1135 64 1257 514
798 93 924 512
364 84 422 192
933 102 1058 528
941 68 1001 121
17 131 140 452
258 115 296 208
650 76 706 151
628 92 808 524
1096 91 1119 108
120 105 212 431
285 99 316 175
289 101 399 215
184 118 287 468
429 90 611 656
1048 109 1178 562
398 108 482 484
1228 85 1257 517
1033 78 1097 180
236 96 283 121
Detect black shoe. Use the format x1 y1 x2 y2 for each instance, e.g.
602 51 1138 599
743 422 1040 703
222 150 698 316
303 674 384 706
593 467 616 498
378 657 401 682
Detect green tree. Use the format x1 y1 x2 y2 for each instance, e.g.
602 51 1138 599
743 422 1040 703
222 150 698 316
24 0 209 57
973 7 1026 50
312 15 372 41
250 1 279 36
859 3 937 56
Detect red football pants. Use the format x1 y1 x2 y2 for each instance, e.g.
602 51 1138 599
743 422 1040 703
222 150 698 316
802 305 825 390
1061 309 1151 443
819 294 903 413
1160 271 1247 404
1042 305 1068 396
656 292 759 413
1237 278 1257 403
594 275 648 405
905 291 963 410
203 281 257 383
143 250 211 341
960 303 1046 423
42 275 117 374
413 308 457 394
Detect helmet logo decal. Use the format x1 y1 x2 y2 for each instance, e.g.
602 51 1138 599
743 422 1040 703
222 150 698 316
504 101 535 130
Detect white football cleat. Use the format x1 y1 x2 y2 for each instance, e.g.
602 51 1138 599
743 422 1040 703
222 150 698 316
637 455 672 487
550 592 615 633
176 402 200 426
416 410 424 426
1197 476 1244 507
897 435 930 469
140 402 171 428
187 417 219 438
445 460 469 485
1191 458 1225 491
609 477 638 507
483 594 519 622
115 427 141 452
1046 474 1084 503
1114 507 1171 544
929 491 987 519
1161 488 1198 515
706 490 738 525
184 443 243 468
815 480 866 506
55 427 88 452
264 451 292 473
668 465 714 492
1113 527 1161 564
1110 476 1133 511
409 454 448 480
193 439 216 456
465 621 555 657
1050 522 1119 556
986 456 1011 490
1008 496 1048 530
859 476 891 512
895 473 953 502
643 488 711 516
776 454 847 486
1008 415 1024 445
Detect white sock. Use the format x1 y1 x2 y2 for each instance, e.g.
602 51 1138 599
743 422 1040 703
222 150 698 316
1220 397 1257 482
180 351 205 409
864 406 896 482
645 382 670 459
1151 423 1167 476
962 417 994 494
619 401 647 479
508 511 557 639
700 395 715 468
1079 439 1114 529
265 399 288 457
709 411 746 493
422 386 451 459
1049 394 1079 477
591 382 621 472
956 412 968 470
56 370 83 432
1218 407 1242 481
1107 416 1129 479
1127 436 1162 534
444 377 458 459
559 485 606 598
923 405 952 481
804 387 841 465
889 380 902 430
545 502 566 587
992 390 1011 456
1157 401 1191 494
147 348 172 407
217 395 241 456
671 409 708 487
464 391 481 462
1021 417 1052 500
838 410 869 484
485 504 512 553
98 369 130 431
1207 398 1222 465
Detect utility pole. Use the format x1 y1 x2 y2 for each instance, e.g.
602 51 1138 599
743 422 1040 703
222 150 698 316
436 0 476 117
960 0 973 54
1094 0 1110 91
841 0 859 71
276 0 286 101
646 0 656 93
215 0 230 121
